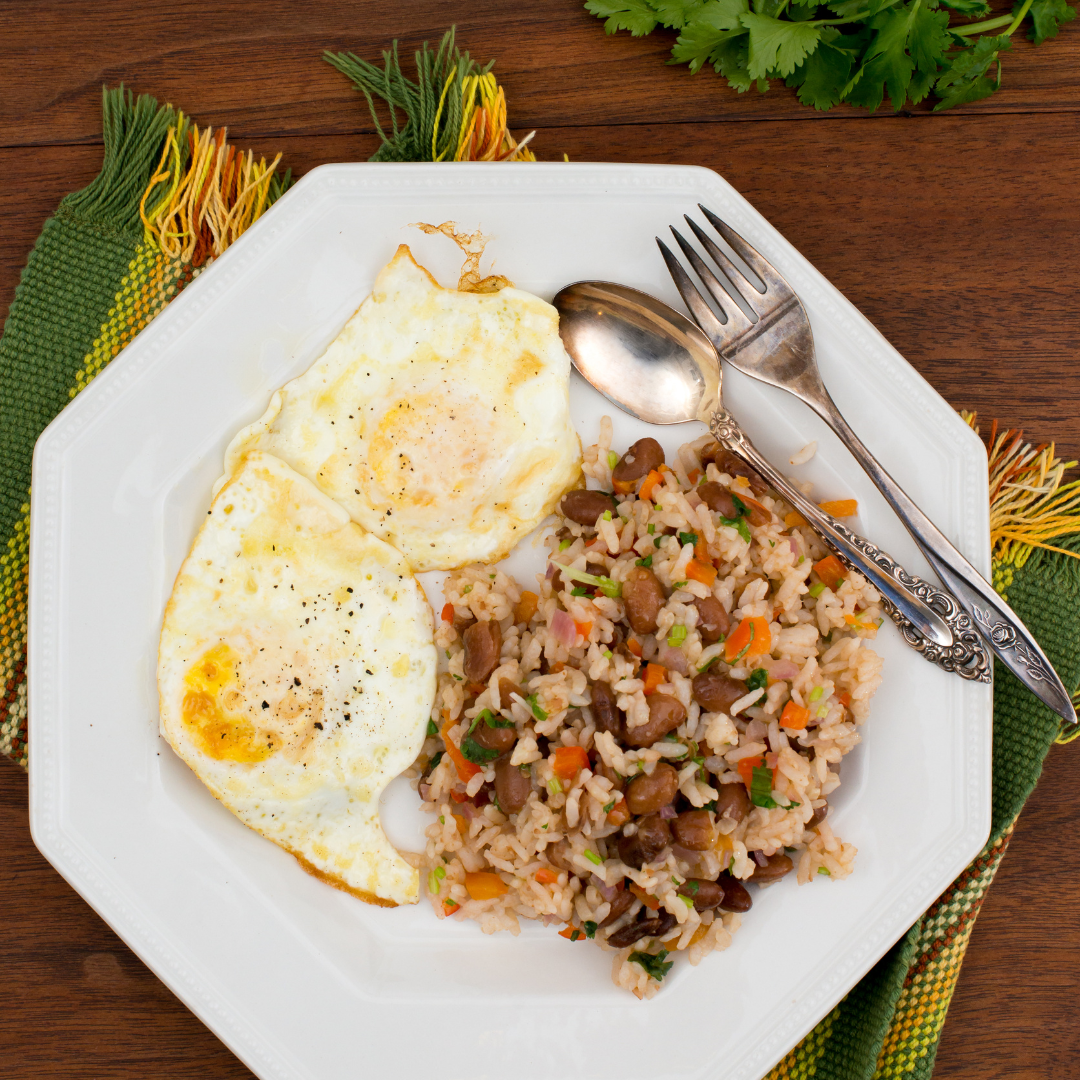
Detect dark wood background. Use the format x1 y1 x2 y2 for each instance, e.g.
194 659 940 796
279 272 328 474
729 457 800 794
2 2 1078 1076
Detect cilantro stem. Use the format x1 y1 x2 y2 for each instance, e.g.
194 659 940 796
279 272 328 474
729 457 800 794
1004 0 1035 35
951 13 1015 35
810 0 902 27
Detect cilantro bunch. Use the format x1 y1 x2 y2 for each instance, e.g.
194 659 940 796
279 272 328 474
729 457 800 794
585 0 1075 111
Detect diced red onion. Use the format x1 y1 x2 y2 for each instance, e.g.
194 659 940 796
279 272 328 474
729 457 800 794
545 561 556 581
657 643 689 674
789 537 799 556
671 844 698 863
659 805 677 819
419 783 431 801
765 751 779 770
550 608 577 647
745 718 768 741
768 659 800 681
704 755 727 774
686 490 704 510
460 800 479 822
754 850 769 867
591 874 619 902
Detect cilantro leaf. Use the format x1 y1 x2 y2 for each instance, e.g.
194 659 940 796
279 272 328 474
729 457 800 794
585 0 660 35
629 948 675 981
786 39 855 109
933 33 1009 109
653 0 710 26
741 12 822 79
750 763 780 807
938 0 991 13
1020 0 1076 43
672 0 751 74
460 733 500 765
746 667 769 692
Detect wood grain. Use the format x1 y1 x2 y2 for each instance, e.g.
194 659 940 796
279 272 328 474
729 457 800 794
1 2 1079 1077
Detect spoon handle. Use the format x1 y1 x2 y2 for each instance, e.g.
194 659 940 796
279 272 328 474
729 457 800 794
810 397 1075 721
710 407 988 670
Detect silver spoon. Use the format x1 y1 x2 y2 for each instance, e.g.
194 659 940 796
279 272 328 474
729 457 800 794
553 280 966 660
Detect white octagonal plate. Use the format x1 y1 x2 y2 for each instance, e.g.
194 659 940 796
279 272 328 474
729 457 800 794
29 163 991 1080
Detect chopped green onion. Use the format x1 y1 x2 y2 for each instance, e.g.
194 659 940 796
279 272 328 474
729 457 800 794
672 581 688 590
818 866 831 876
635 554 653 568
750 764 780 808
746 668 768 692
602 649 613 659
427 719 439 737
439 815 445 824
429 751 444 769
584 849 602 866
678 531 699 547
809 686 824 702
526 694 547 721
548 778 563 796
519 763 531 776
667 624 687 647
559 537 573 552
552 562 622 599
584 920 598 939
602 510 612 521
607 451 619 470
653 536 663 548
680 893 695 907
461 585 472 594
808 582 826 598
468 710 493 733
647 523 655 535
603 799 616 813
434 865 446 881
427 871 439 893
629 949 674 981
484 711 515 729
571 586 590 597
798 555 805 565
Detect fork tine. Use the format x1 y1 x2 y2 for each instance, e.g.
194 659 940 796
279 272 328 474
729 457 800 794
670 226 755 333
655 237 727 347
698 204 791 298
684 215 765 316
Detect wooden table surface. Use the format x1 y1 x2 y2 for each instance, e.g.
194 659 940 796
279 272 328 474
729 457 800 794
2 2 1078 1076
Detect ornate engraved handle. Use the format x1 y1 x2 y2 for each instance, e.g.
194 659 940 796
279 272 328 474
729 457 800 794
710 407 992 681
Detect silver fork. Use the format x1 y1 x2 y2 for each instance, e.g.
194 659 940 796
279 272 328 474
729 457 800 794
660 205 1076 722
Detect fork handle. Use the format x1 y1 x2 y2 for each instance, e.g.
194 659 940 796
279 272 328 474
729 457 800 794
811 396 1076 723
709 407 968 656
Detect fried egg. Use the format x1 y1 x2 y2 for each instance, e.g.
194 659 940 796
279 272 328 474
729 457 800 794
219 245 582 572
158 450 436 906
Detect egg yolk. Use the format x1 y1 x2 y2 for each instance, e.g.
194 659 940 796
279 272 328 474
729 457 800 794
182 644 274 763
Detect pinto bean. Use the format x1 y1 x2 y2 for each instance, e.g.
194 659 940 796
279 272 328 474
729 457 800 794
548 839 575 873
712 449 769 496
497 678 525 711
595 760 625 792
716 872 753 912
612 438 665 486
622 566 666 634
560 489 616 526
599 886 635 927
606 907 677 948
714 782 751 824
463 620 502 682
623 693 686 748
617 812 672 869
590 680 625 739
693 595 731 644
494 754 531 814
678 878 725 911
671 809 714 850
807 802 829 828
625 763 679 815
469 715 517 754
692 672 748 714
749 853 794 884
698 481 738 519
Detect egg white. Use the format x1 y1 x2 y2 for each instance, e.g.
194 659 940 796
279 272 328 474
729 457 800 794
219 244 582 572
158 450 436 906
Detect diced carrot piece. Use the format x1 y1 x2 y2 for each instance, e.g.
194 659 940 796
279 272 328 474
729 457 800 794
629 882 661 910
440 717 481 783
515 590 539 624
785 511 808 528
449 789 469 804
638 469 664 503
723 616 771 663
535 867 559 885
584 537 599 547
686 558 717 588
443 899 460 914
780 700 810 730
813 555 846 591
626 637 643 658
642 662 666 696
712 831 734 856
441 602 454 623
694 535 710 563
819 499 858 518
737 755 763 788
558 925 587 941
574 619 593 641
688 468 703 486
606 795 631 826
613 478 636 495
837 691 851 707
452 813 468 834
464 871 508 900
553 745 590 782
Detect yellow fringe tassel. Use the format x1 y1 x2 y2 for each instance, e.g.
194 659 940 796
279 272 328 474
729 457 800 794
139 111 283 265
433 71 536 163
963 411 1080 570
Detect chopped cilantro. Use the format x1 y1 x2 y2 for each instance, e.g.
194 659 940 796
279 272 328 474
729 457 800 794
672 581 688 589
603 799 616 813
629 949 674 982
654 536 663 548
678 530 699 547
571 586 590 596
731 494 749 518
647 523 656 535
427 719 439 737
746 668 769 692
635 554 653 568
429 751 444 769
460 732 500 765
719 515 753 543
526 694 548 721
750 764 780 808
684 879 700 895
698 654 719 672
584 920 598 939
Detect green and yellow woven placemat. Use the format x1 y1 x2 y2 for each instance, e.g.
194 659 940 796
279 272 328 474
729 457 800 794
3 37 1079 1079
